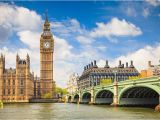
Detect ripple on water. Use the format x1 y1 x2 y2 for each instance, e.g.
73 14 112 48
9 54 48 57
0 103 160 120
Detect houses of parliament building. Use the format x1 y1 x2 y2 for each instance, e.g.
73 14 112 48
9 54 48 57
0 15 55 103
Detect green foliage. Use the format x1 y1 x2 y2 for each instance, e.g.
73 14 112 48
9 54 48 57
56 87 68 96
42 93 52 99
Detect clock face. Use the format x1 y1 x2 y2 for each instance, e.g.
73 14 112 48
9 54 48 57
44 42 50 48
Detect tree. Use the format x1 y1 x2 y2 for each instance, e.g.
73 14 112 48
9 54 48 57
42 93 52 99
56 87 68 96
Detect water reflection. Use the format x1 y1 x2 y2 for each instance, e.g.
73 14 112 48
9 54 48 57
0 103 160 120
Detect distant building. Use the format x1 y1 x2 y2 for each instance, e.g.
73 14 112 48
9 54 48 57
34 76 41 99
67 73 79 94
141 61 160 78
77 60 139 90
0 54 34 102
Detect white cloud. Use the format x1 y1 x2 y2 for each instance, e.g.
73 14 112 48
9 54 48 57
54 35 73 60
17 31 41 49
0 3 43 42
97 59 106 67
76 36 94 45
52 18 83 37
0 3 43 31
96 45 107 52
146 0 160 7
0 24 12 42
90 17 142 39
97 44 160 72
113 45 160 71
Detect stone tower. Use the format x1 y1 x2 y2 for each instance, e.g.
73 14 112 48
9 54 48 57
40 13 54 98
16 54 33 101
0 54 5 100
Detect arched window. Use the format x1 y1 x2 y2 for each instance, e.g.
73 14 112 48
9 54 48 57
13 89 15 95
21 79 23 86
3 89 5 95
20 89 23 94
8 89 10 95
8 79 10 85
13 79 15 85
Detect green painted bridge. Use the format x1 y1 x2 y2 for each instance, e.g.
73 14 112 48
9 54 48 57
67 76 160 106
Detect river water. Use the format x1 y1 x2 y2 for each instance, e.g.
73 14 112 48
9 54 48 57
0 103 160 120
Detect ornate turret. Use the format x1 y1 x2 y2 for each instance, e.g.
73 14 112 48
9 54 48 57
93 60 98 68
0 54 4 64
84 66 86 71
26 53 30 69
130 60 134 68
0 53 5 74
88 64 91 69
104 60 110 68
86 65 88 69
42 12 52 37
16 53 19 66
126 62 128 68
118 60 122 68
91 62 94 68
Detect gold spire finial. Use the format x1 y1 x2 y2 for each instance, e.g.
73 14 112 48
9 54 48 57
45 9 48 22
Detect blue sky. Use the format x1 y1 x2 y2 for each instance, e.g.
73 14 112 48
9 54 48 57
0 1 160 87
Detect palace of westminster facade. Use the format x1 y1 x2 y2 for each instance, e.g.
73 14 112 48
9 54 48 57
0 16 55 102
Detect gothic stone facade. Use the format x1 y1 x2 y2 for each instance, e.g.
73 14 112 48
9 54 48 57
67 73 79 94
0 54 34 102
0 15 56 102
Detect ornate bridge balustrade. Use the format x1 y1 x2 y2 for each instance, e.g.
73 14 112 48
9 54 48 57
67 76 160 107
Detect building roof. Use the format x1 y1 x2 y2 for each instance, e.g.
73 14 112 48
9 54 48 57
79 67 139 80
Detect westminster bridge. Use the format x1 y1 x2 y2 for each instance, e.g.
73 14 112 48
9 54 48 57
66 76 160 106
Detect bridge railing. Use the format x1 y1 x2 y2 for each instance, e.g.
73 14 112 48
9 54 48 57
118 76 159 84
93 76 159 89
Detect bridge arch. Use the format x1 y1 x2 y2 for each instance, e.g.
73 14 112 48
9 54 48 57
119 85 160 106
94 89 113 104
81 92 91 103
68 96 72 103
73 94 79 103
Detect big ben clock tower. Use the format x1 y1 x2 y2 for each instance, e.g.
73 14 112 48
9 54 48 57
40 14 55 98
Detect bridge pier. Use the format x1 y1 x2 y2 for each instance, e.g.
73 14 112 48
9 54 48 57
78 92 81 103
89 88 94 104
112 82 119 106
155 95 160 112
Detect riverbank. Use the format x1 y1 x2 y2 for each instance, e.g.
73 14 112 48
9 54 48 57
29 98 59 103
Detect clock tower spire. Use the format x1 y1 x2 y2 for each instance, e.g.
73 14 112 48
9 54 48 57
40 12 55 98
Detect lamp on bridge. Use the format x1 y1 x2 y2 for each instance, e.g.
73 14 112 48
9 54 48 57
113 69 118 83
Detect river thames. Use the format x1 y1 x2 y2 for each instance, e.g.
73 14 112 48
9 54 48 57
0 103 160 120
